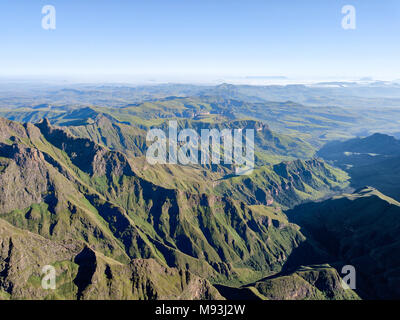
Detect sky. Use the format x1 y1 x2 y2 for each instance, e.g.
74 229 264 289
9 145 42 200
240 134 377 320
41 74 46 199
0 0 399 82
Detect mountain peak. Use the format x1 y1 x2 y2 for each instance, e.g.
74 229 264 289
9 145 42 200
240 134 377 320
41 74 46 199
38 117 52 127
368 132 397 142
353 186 378 195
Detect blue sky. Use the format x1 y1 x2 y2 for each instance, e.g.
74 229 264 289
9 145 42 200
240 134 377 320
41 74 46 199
0 0 399 81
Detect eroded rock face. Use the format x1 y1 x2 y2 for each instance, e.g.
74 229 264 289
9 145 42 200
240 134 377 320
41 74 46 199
0 143 50 213
0 218 223 300
36 118 134 177
0 218 82 299
0 118 29 142
216 158 347 209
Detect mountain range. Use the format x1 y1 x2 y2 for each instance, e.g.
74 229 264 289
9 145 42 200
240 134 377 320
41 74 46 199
0 115 358 299
1 83 400 300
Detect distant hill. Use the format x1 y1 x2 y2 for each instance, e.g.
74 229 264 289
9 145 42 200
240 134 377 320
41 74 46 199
318 133 400 200
348 156 400 201
318 133 400 167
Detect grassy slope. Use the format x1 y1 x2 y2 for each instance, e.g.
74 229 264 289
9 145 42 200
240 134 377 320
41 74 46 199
215 159 349 209
0 218 223 300
216 264 359 300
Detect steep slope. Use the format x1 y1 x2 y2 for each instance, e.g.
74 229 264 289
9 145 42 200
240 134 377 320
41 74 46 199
0 218 81 299
0 117 313 291
66 114 148 157
155 118 315 160
63 115 314 165
58 116 340 209
215 159 349 209
126 157 349 211
0 218 222 300
216 265 359 300
0 102 316 163
0 126 130 263
287 187 400 299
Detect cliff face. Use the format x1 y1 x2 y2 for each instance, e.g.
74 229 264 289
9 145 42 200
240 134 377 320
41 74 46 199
0 143 49 213
65 114 314 162
36 118 135 177
215 158 348 209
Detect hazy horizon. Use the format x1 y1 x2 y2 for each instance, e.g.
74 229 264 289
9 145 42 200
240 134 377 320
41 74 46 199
0 74 398 87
